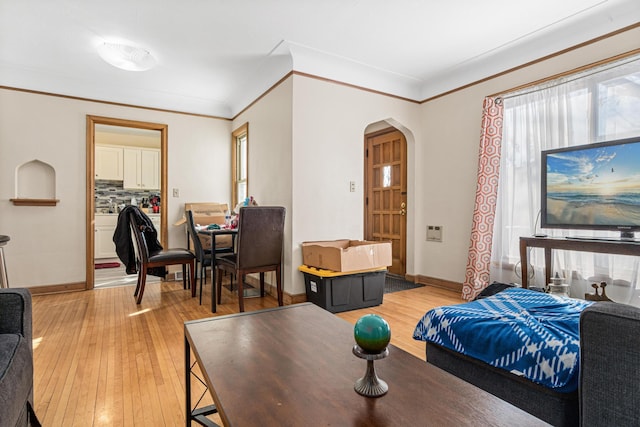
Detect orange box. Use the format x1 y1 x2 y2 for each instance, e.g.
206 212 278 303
301 239 392 272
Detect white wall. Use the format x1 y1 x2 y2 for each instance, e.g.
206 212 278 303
290 75 420 294
232 78 294 292
416 26 640 284
248 26 639 296
0 89 231 288
231 74 421 296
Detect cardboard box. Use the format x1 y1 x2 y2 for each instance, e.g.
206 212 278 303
174 202 228 226
301 239 392 272
175 202 232 250
299 265 386 313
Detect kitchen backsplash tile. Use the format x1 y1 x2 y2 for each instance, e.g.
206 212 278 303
95 180 160 212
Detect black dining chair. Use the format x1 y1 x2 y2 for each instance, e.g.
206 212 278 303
128 210 195 304
215 206 285 312
186 210 215 304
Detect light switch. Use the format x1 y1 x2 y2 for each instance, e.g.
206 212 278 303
172 188 180 197
350 181 356 192
427 225 443 242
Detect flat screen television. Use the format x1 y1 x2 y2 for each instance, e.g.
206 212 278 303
541 136 640 240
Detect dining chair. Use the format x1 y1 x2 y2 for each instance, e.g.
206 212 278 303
128 209 195 304
186 210 214 304
215 206 285 312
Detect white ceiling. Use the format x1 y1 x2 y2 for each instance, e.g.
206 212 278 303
1 0 639 118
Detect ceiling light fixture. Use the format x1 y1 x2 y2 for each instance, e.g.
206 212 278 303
97 42 157 71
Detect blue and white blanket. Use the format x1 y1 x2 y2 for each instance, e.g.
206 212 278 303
413 288 593 392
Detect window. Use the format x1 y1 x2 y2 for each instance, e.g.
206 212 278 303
491 55 640 301
232 123 248 209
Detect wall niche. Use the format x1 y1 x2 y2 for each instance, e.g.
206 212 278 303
10 159 59 206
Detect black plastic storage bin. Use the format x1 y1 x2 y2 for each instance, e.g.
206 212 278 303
299 265 386 313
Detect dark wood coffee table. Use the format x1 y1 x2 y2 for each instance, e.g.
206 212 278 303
184 303 548 426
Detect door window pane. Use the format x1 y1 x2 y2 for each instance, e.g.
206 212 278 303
382 165 391 187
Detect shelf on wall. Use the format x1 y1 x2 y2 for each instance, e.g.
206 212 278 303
10 198 59 207
13 159 58 206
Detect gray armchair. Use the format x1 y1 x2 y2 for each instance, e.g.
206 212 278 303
0 288 36 427
580 302 640 426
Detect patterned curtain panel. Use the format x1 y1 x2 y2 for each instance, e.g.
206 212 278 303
461 97 504 300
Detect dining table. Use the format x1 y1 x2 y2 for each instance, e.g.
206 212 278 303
196 227 238 312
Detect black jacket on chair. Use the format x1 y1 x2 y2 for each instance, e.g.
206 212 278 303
113 206 165 277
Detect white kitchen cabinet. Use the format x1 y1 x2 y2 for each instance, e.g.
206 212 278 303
149 214 161 233
95 214 118 259
95 145 124 180
123 148 139 189
123 148 160 190
141 149 160 190
94 213 161 259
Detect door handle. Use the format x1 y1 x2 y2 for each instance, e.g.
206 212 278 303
400 208 406 216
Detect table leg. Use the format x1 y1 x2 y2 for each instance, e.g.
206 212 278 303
211 235 217 313
185 336 191 427
519 238 529 288
544 247 552 289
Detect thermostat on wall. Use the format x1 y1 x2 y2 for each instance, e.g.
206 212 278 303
427 225 443 242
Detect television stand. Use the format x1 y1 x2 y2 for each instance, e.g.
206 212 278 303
519 236 640 288
566 236 640 243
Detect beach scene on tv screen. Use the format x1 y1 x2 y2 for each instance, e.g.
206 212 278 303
546 142 640 226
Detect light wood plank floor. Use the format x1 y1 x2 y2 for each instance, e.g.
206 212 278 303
31 278 463 426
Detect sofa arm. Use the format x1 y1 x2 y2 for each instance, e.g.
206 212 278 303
579 302 640 426
0 288 32 342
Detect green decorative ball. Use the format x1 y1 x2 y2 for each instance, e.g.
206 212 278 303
354 314 391 353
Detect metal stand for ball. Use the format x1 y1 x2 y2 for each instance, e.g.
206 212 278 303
352 345 389 397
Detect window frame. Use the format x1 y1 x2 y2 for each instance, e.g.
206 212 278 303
491 55 640 290
231 123 248 209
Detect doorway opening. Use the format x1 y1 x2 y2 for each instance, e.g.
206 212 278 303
364 125 408 277
86 116 168 290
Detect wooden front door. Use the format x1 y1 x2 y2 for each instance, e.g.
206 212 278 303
364 128 407 276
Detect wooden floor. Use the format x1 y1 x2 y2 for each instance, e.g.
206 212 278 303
31 277 464 426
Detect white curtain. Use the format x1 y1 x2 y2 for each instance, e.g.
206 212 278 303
491 55 640 305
